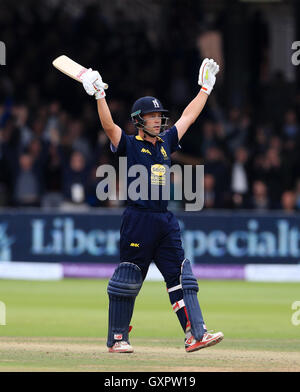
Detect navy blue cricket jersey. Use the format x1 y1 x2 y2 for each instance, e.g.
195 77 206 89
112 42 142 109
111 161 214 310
111 126 180 211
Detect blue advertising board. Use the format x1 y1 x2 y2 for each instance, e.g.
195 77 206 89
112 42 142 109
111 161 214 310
1 209 300 264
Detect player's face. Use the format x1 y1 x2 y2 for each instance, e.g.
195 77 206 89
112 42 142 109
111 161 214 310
143 112 162 134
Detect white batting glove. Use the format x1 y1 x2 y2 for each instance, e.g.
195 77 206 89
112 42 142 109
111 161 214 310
198 58 219 95
81 68 106 99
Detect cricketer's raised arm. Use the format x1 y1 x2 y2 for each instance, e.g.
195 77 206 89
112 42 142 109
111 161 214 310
96 98 122 149
175 58 219 141
81 69 122 149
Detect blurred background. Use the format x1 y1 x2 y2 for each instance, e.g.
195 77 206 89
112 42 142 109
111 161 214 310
1 0 300 275
1 0 300 211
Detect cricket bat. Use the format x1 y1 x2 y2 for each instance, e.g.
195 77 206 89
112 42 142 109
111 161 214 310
52 55 108 89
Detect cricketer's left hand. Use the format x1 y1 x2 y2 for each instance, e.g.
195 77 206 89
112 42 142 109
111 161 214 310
198 58 219 95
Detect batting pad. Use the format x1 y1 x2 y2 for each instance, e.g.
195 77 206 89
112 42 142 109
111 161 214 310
107 263 142 347
181 259 206 341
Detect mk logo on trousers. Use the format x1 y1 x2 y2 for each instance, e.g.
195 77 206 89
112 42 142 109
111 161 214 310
130 243 140 247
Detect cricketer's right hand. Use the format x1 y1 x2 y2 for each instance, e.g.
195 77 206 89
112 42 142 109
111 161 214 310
81 68 106 99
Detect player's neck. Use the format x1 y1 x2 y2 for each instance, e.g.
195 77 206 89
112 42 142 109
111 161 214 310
139 130 157 145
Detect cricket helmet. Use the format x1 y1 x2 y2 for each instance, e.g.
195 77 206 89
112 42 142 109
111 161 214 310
131 96 169 136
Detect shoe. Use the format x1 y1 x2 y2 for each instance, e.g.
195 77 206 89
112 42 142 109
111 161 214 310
185 331 224 353
108 341 134 353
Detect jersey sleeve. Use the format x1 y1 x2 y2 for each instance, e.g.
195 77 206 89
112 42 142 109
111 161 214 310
110 129 127 156
164 125 181 153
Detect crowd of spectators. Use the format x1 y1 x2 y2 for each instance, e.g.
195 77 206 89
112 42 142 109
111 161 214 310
1 1 300 212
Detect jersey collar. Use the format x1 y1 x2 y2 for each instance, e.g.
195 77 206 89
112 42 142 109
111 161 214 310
135 135 164 143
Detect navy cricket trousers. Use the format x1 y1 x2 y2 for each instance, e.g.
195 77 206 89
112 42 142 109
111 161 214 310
119 206 185 287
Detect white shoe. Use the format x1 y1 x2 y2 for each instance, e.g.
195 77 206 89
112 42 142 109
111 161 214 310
108 341 134 353
185 331 224 353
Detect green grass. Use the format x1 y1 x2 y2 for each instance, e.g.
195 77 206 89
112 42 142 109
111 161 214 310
0 279 299 371
0 279 299 341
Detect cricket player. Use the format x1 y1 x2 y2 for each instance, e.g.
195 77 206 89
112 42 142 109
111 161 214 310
82 58 224 353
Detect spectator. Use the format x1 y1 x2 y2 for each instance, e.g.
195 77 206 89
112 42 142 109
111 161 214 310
231 146 250 203
223 107 249 154
13 104 33 148
203 173 217 209
252 125 270 156
253 147 284 208
281 190 296 213
204 146 230 207
248 180 270 211
14 153 41 207
231 192 246 210
282 109 299 141
61 151 90 210
42 143 63 208
43 101 62 142
68 119 92 162
201 120 218 157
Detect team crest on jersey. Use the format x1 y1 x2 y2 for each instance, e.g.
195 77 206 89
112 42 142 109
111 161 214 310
160 146 168 160
141 148 152 155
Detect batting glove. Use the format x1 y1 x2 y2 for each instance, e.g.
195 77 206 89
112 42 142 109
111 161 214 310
198 58 219 95
81 68 107 99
